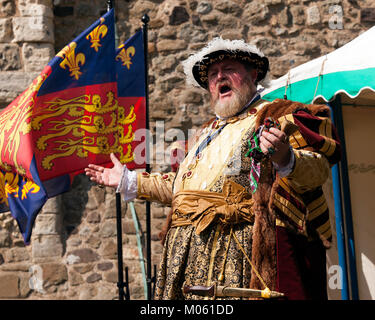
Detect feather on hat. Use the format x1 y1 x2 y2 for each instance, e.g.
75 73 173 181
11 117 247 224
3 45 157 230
182 37 269 89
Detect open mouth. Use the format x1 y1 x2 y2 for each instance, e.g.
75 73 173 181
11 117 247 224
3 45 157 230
219 84 232 95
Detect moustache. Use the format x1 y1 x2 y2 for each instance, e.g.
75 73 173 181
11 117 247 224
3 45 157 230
216 80 232 90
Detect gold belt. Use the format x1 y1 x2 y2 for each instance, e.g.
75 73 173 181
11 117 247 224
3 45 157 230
171 180 254 234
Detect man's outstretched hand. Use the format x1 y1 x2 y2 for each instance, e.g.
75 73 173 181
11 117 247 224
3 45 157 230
84 153 123 188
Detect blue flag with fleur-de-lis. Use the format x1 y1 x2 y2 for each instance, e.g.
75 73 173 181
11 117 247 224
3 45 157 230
0 8 146 244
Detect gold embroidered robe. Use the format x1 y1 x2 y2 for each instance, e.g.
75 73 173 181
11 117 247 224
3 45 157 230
136 99 334 300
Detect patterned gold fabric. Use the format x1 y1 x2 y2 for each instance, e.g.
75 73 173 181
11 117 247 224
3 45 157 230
171 180 254 234
172 100 267 194
154 223 253 300
137 172 175 205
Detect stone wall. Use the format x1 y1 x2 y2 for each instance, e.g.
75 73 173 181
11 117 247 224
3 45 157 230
0 0 374 299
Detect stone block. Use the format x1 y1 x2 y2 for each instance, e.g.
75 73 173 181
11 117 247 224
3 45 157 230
0 229 11 247
150 205 165 219
99 239 117 259
0 44 21 71
159 25 177 39
22 43 54 73
84 193 99 210
103 270 117 283
124 247 139 260
86 272 102 283
192 14 202 26
39 263 68 288
86 211 101 223
0 0 15 17
85 234 101 249
66 248 99 264
215 0 242 17
19 274 32 298
148 19 164 29
129 0 157 21
66 235 82 247
5 247 30 263
307 6 321 26
18 3 53 18
12 16 54 43
197 2 212 15
169 6 189 26
78 285 97 300
33 213 60 235
41 196 62 214
69 270 83 286
361 8 375 23
200 12 219 26
123 220 136 234
97 261 113 271
96 284 117 300
73 263 94 274
290 6 305 25
148 42 156 54
0 274 19 298
279 7 292 26
250 37 282 57
31 235 63 261
0 71 39 104
90 185 106 206
157 39 187 52
243 2 269 25
0 262 30 272
179 26 207 43
0 18 12 42
100 220 116 238
159 75 184 92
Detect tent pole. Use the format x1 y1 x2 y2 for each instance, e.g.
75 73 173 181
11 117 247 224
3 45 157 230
329 95 359 300
330 153 349 299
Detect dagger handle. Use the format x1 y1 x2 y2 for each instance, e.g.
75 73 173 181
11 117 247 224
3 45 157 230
183 284 215 297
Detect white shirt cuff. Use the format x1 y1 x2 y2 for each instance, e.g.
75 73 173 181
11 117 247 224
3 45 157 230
116 166 137 202
273 146 295 178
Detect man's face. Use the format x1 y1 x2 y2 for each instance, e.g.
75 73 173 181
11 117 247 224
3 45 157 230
207 59 257 118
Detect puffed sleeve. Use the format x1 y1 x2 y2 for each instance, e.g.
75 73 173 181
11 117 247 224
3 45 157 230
285 149 330 193
137 172 176 206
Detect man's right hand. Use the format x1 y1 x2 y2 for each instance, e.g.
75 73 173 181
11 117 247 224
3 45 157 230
84 153 124 188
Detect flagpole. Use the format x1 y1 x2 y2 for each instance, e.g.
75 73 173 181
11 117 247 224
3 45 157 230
107 0 128 301
141 13 152 301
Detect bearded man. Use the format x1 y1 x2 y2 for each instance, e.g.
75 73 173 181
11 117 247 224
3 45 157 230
85 38 341 300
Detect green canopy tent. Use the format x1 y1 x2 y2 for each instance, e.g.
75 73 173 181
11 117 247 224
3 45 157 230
262 26 375 106
262 26 375 300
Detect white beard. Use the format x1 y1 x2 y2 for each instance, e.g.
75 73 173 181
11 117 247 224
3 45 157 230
211 78 255 119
